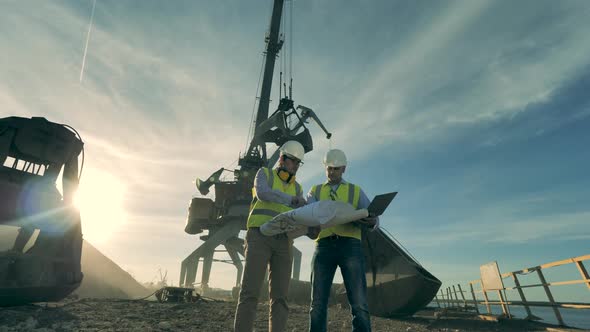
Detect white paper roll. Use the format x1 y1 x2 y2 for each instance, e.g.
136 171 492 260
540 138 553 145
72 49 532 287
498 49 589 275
260 201 369 237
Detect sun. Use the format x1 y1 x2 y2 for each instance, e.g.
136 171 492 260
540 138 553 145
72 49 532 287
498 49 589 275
73 168 127 244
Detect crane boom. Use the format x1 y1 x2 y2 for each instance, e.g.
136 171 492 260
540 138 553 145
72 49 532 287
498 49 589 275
251 0 285 159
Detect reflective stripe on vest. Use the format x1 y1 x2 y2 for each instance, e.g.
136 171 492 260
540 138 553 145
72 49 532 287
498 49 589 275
249 208 280 218
247 167 298 228
312 182 362 240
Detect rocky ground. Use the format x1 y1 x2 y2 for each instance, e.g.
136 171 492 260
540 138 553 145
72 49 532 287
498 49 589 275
0 298 582 332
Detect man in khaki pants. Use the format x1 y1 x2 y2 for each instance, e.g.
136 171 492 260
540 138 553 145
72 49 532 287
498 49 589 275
234 141 307 332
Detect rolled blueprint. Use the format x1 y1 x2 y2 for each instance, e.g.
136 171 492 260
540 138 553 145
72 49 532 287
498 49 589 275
260 200 369 237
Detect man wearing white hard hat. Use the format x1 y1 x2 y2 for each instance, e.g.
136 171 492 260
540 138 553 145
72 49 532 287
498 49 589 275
234 140 307 332
306 149 378 332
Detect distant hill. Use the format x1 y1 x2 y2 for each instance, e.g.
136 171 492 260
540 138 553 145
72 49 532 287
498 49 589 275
74 240 149 299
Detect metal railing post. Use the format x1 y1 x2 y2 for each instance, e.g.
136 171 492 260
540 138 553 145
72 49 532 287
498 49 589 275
481 286 491 314
511 272 534 319
457 284 467 309
575 260 590 290
497 289 510 317
469 282 480 314
446 287 451 308
452 285 461 309
438 289 446 308
445 287 453 308
443 289 450 308
536 268 564 326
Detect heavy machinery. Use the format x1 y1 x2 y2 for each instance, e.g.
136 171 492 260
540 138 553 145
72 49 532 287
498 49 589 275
179 0 441 316
362 228 441 316
0 116 84 306
178 0 332 297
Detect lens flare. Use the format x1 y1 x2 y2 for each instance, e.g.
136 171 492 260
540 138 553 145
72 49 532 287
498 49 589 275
73 168 127 244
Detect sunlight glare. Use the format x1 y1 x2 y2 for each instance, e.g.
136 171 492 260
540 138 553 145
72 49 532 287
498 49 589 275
73 168 127 244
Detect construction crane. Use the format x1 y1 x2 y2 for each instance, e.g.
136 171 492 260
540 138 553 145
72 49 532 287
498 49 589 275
178 0 441 316
178 0 331 297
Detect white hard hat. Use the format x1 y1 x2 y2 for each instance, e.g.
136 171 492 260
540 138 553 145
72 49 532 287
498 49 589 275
323 149 347 167
280 140 305 161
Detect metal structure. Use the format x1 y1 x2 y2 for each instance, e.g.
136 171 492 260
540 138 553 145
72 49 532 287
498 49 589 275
436 254 590 327
362 228 442 316
178 0 442 316
155 286 200 303
179 0 441 317
179 0 331 295
0 116 84 305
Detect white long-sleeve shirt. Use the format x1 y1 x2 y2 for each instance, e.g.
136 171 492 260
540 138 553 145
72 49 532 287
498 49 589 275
254 168 303 208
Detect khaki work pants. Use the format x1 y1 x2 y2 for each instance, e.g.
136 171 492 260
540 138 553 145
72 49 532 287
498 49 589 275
234 228 293 332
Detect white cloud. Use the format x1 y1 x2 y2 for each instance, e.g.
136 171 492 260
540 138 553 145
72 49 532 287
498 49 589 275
303 1 590 164
0 2 259 285
3 1 590 289
400 211 590 248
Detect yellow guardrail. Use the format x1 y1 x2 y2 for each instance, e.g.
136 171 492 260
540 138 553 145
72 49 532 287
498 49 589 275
434 254 590 327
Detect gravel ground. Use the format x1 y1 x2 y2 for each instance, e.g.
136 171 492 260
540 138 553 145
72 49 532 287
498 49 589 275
0 298 578 331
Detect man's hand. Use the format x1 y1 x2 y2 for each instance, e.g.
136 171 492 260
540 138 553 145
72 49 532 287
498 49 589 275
291 196 306 208
357 215 379 229
306 226 321 240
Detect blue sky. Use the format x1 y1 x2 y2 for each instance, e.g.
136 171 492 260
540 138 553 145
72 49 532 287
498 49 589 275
2 0 589 301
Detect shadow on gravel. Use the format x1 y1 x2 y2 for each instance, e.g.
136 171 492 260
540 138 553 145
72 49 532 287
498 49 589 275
0 304 80 330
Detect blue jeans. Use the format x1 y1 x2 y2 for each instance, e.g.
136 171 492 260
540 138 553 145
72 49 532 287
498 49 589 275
309 236 371 332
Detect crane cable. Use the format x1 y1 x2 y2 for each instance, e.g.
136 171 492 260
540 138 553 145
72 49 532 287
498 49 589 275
245 54 267 153
289 0 293 99
244 1 275 153
278 2 286 101
280 1 294 129
278 0 294 102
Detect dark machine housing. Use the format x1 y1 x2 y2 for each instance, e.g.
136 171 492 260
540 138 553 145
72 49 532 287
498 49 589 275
0 116 84 305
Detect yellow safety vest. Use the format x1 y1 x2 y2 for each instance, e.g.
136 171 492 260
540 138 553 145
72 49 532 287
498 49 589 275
247 167 302 228
311 182 362 240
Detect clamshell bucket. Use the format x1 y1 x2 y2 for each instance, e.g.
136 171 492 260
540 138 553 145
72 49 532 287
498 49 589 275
362 228 442 316
185 198 214 235
0 116 84 306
